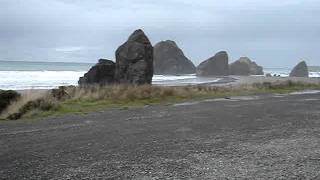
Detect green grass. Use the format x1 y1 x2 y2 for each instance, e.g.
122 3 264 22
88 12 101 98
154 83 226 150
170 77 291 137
2 80 320 120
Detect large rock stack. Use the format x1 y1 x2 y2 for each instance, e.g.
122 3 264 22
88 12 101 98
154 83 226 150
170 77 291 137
229 57 264 76
154 40 196 75
289 61 309 77
115 29 154 85
196 51 229 76
79 29 154 86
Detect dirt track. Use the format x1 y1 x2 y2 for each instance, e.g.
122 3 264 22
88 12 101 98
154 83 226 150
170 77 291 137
1 92 320 179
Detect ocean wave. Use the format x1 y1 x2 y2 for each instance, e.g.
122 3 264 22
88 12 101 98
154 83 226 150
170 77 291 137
0 71 86 90
309 72 320 77
0 70 319 90
153 75 221 86
264 70 320 78
153 74 196 82
0 71 221 90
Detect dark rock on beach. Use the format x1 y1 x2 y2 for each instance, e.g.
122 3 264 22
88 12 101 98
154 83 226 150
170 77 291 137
0 90 20 114
79 59 116 85
196 51 229 76
115 29 154 85
154 40 196 75
266 73 272 77
229 57 264 75
290 61 309 77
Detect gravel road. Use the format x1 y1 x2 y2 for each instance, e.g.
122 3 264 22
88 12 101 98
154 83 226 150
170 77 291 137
1 91 320 179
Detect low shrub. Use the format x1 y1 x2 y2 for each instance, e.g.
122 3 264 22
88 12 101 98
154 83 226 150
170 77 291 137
51 86 71 100
0 90 20 114
7 98 58 120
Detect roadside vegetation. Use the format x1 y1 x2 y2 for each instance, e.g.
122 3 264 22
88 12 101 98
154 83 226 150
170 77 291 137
0 90 20 114
1 80 320 120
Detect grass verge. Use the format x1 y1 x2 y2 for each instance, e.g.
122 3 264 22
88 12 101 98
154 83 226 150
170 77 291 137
1 80 320 120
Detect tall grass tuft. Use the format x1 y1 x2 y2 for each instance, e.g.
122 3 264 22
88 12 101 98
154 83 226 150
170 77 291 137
0 90 20 114
1 90 47 119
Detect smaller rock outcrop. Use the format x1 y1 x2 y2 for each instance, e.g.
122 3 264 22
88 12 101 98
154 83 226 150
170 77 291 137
196 51 229 76
79 59 116 86
115 29 153 84
289 61 309 77
229 60 250 76
154 40 196 75
266 73 272 77
229 57 264 75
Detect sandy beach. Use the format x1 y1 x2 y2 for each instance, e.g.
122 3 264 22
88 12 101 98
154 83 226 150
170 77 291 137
13 76 320 93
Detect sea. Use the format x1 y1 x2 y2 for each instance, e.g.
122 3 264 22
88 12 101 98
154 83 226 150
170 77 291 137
0 60 319 90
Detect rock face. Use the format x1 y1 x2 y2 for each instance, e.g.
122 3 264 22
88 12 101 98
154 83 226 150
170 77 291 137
79 29 154 86
79 59 115 85
290 61 309 77
196 51 229 76
154 40 196 75
229 57 264 75
229 60 250 76
115 29 153 84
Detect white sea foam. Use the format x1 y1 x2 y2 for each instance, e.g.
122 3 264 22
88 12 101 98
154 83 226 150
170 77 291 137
0 72 222 90
264 68 320 77
153 74 196 82
0 71 86 90
309 72 320 78
0 69 319 90
153 74 221 86
289 90 320 95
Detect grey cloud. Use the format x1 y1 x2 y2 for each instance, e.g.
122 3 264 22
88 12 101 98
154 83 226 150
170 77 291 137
0 0 319 67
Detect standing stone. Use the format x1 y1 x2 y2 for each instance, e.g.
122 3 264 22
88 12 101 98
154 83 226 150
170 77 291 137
229 57 264 75
290 61 309 77
154 40 196 75
78 59 116 85
115 29 153 84
196 51 229 76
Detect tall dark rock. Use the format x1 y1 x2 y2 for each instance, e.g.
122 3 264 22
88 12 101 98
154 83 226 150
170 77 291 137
196 51 229 76
115 29 154 84
229 57 264 76
290 61 309 77
78 59 115 86
154 40 196 75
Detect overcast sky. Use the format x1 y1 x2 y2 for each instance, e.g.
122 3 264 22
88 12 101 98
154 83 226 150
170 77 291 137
0 0 319 67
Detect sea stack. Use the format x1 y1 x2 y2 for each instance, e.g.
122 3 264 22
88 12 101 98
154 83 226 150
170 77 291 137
154 40 196 75
289 61 309 77
79 59 116 86
115 29 154 84
229 57 264 76
196 51 229 76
